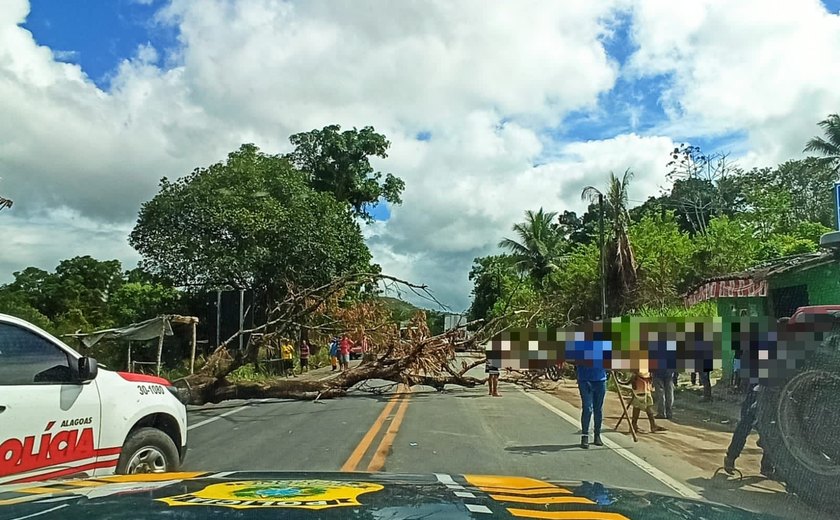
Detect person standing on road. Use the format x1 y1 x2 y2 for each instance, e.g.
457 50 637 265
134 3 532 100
576 360 607 449
299 338 310 374
485 357 500 397
339 334 354 371
699 369 713 402
724 317 786 477
329 337 339 371
652 368 675 420
724 380 762 474
630 371 667 434
281 339 295 377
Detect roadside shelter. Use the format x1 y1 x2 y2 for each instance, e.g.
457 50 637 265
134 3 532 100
65 315 200 376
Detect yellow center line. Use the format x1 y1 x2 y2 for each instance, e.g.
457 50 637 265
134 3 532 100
340 386 404 472
366 389 412 472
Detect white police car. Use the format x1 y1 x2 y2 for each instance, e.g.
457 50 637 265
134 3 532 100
0 313 188 484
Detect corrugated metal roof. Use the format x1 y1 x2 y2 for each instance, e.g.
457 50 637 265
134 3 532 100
684 250 838 298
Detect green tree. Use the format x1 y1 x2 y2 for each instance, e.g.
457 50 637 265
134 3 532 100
630 212 695 308
804 113 840 171
582 169 638 314
130 144 374 300
467 255 519 322
108 282 182 324
693 216 759 279
544 243 601 321
4 258 123 328
287 125 405 220
498 208 564 286
0 289 52 330
737 159 838 232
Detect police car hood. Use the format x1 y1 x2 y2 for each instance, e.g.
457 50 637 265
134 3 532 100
0 471 780 520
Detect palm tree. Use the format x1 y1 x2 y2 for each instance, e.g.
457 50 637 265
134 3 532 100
582 169 638 314
0 195 11 212
498 208 562 285
804 114 840 170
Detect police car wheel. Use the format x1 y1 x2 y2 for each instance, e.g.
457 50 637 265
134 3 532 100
117 427 180 474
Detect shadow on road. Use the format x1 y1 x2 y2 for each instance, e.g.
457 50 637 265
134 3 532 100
685 473 835 520
505 444 586 454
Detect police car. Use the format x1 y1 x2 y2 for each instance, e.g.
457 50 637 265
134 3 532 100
0 313 188 485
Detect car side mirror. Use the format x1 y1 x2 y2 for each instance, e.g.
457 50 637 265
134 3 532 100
78 356 99 382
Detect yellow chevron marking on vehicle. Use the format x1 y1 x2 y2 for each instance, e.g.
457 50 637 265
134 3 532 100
490 494 595 505
507 508 631 520
97 472 205 483
479 486 572 495
464 475 561 489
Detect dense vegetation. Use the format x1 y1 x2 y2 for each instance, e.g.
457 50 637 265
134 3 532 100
469 115 840 326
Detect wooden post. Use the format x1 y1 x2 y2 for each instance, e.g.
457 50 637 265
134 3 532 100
612 371 638 442
190 319 197 374
127 341 132 371
156 318 165 376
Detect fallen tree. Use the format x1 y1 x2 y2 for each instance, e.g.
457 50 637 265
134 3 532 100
174 273 509 405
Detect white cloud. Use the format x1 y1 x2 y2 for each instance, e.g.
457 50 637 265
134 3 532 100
51 49 78 61
1 0 627 309
627 0 840 165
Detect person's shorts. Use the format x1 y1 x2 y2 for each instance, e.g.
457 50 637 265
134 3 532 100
341 353 350 364
631 392 654 410
300 358 309 367
330 356 338 365
486 365 500 376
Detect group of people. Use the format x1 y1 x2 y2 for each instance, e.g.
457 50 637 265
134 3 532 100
575 367 713 449
278 338 311 377
273 333 358 376
328 334 356 372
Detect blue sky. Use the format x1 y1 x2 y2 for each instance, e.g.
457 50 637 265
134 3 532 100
23 0 177 89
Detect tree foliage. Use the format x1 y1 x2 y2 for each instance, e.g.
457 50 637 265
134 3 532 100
472 116 838 322
498 208 565 285
630 212 694 308
582 169 638 314
287 125 405 220
804 113 840 171
130 144 374 293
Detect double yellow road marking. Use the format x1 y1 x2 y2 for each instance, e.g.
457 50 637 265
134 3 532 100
341 384 412 472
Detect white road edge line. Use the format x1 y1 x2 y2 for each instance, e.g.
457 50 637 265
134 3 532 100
518 388 703 500
188 404 250 430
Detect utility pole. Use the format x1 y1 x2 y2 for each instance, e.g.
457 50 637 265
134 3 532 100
599 193 607 319
239 288 245 350
215 288 222 348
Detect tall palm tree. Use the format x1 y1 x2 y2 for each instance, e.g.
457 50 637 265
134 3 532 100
804 114 840 170
582 169 638 313
0 195 11 212
498 208 561 285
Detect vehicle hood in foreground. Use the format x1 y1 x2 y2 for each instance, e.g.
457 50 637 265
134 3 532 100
0 471 779 519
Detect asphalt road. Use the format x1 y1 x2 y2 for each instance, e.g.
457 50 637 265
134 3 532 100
182 362 682 498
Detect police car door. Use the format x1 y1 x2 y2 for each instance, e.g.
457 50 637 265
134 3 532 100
0 321 103 484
